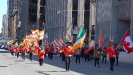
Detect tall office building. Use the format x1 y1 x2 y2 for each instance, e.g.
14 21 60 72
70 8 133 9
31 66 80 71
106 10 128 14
17 0 45 41
45 0 90 43
1 14 7 37
95 0 133 47
7 0 18 17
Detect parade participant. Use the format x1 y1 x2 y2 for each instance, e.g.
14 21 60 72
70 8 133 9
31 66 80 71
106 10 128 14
44 46 47 58
81 45 85 58
74 48 81 64
84 46 90 62
94 47 101 68
38 46 46 66
15 46 20 58
60 44 66 62
21 45 26 60
103 41 116 71
50 44 54 60
35 44 41 57
115 48 119 66
10 45 14 56
89 46 94 60
60 39 73 72
29 46 34 61
102 47 107 64
47 44 51 59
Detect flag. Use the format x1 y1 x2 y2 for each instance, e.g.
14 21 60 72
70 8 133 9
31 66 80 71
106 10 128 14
31 30 39 35
121 29 133 54
60 38 65 44
72 26 86 51
55 38 61 47
38 30 45 40
98 30 104 48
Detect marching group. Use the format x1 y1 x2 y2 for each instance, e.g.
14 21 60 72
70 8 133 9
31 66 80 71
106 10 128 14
9 40 122 72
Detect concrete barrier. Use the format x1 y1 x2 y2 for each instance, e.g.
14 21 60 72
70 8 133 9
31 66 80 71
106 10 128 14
106 52 133 63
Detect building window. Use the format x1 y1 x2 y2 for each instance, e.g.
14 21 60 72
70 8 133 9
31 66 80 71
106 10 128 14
85 0 90 4
84 12 89 18
72 11 77 25
91 25 95 40
73 0 78 10
73 0 78 4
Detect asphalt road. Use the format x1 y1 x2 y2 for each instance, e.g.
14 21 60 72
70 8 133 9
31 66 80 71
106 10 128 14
0 49 133 75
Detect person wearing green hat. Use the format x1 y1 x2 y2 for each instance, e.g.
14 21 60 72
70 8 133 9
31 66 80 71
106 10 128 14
60 39 73 72
38 46 46 66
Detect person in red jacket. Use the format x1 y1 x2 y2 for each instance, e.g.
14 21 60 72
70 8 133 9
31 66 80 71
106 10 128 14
38 46 46 66
103 41 116 71
60 44 66 62
47 44 51 59
21 45 26 60
74 48 81 64
84 47 90 62
29 47 34 61
10 45 14 56
15 47 20 58
49 44 55 60
60 39 73 72
115 48 119 66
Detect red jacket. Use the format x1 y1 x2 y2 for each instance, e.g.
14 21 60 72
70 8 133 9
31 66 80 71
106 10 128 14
60 46 73 57
15 48 20 53
29 48 34 54
35 46 40 55
103 47 116 58
10 47 13 51
21 46 26 53
115 50 119 57
50 47 55 53
38 50 45 59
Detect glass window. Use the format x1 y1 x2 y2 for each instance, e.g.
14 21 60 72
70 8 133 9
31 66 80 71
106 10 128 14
85 0 90 4
73 0 78 4
84 12 89 18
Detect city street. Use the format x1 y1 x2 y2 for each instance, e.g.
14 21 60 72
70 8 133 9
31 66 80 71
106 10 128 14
0 49 133 75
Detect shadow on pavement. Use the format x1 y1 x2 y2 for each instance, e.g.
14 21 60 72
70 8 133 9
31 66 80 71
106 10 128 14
0 66 8 67
25 54 88 75
36 70 50 75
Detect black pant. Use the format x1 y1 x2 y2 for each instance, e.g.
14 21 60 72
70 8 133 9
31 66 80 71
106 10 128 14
85 54 89 62
11 51 14 56
50 52 53 60
94 58 100 67
81 52 84 58
48 52 50 59
39 59 43 66
44 53 46 58
116 57 118 66
62 53 65 62
102 56 107 64
17 52 19 58
29 53 33 60
65 57 71 71
109 58 115 71
75 55 80 64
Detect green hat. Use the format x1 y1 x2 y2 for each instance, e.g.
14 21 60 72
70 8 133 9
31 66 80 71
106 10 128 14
18 45 20 48
66 39 72 43
41 46 45 50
